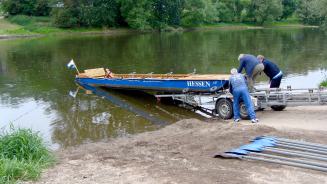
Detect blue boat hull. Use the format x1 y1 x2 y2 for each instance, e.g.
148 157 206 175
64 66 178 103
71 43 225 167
76 77 229 93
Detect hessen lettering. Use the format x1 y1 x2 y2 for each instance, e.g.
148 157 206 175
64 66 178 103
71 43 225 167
187 81 211 87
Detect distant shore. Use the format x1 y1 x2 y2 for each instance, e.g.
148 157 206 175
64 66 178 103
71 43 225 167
0 17 320 40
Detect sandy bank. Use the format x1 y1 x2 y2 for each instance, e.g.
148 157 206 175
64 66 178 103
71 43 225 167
257 106 327 131
24 105 327 184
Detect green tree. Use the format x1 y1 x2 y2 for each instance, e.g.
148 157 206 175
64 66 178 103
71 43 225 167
281 0 298 19
211 0 251 23
296 0 326 25
166 0 185 25
1 0 51 16
203 0 219 23
52 0 119 28
151 0 185 28
51 0 80 28
213 1 233 22
181 0 206 26
249 0 283 25
79 0 119 27
152 0 170 28
118 0 153 29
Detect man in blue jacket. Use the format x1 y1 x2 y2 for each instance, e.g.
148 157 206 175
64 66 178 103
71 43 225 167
257 55 283 88
237 54 264 92
229 68 258 123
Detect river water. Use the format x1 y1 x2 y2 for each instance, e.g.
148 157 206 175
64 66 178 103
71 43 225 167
1 28 327 148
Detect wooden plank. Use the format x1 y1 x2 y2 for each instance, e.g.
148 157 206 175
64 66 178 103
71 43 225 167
84 68 106 77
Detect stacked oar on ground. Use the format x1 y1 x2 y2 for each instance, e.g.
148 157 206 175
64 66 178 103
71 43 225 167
214 136 327 172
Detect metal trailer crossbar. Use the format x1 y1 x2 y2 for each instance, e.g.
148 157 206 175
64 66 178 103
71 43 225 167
155 87 327 119
253 87 327 108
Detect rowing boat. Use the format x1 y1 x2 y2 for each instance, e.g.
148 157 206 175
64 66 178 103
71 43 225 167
75 68 230 93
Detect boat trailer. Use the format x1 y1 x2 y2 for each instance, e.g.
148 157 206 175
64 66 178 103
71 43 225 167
155 86 327 119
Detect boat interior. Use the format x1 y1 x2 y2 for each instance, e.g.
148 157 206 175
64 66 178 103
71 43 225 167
77 68 230 80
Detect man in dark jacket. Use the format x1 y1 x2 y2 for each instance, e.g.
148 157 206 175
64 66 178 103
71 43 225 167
237 54 264 92
257 55 283 88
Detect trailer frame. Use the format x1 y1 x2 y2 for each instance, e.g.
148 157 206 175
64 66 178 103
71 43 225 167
155 86 327 119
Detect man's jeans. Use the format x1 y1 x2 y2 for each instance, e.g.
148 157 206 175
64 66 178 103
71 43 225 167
232 87 256 120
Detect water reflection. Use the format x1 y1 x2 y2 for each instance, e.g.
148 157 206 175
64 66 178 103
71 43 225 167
1 28 327 148
78 83 167 126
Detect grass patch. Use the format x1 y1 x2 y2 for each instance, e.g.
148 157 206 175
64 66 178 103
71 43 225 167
320 79 327 87
1 15 111 35
0 18 22 34
6 15 61 34
199 18 310 30
197 22 261 29
0 127 55 183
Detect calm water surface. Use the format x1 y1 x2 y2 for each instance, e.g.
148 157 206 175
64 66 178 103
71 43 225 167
1 28 327 148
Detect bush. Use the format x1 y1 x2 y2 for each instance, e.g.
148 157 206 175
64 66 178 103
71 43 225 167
79 0 119 27
249 0 283 25
118 0 153 30
181 0 206 27
0 128 55 183
7 15 33 26
320 80 327 87
52 8 79 28
52 0 119 28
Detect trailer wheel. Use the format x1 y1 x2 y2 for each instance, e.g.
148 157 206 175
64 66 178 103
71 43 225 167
271 105 286 111
239 102 250 119
216 99 233 119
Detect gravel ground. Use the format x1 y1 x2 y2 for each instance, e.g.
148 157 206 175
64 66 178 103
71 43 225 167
25 106 327 184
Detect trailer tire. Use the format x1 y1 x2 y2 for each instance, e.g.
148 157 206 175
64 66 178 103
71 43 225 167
216 99 233 120
240 101 250 120
271 105 286 111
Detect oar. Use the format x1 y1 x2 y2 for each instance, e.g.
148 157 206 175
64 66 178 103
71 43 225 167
256 136 327 150
225 153 327 172
276 142 327 153
220 148 327 172
250 152 327 168
253 137 327 155
265 147 327 162
237 145 327 168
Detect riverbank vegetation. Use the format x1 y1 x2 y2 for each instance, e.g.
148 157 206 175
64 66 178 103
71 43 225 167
0 0 326 32
320 80 327 87
0 128 55 183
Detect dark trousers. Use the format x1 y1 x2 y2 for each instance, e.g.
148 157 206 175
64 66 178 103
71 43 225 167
270 75 282 88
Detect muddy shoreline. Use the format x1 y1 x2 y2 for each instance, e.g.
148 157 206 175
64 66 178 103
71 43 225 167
24 106 327 184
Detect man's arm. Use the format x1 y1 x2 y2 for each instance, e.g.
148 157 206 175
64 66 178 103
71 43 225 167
237 60 245 73
229 77 233 93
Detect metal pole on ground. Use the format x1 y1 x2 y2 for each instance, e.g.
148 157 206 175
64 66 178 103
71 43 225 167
266 137 327 149
276 142 327 152
264 148 327 162
243 155 327 172
249 152 327 168
275 144 327 155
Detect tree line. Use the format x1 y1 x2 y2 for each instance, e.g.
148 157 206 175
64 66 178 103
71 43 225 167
1 0 327 29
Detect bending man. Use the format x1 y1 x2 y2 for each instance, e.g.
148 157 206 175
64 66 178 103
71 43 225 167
237 54 264 92
257 55 283 88
229 68 259 123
